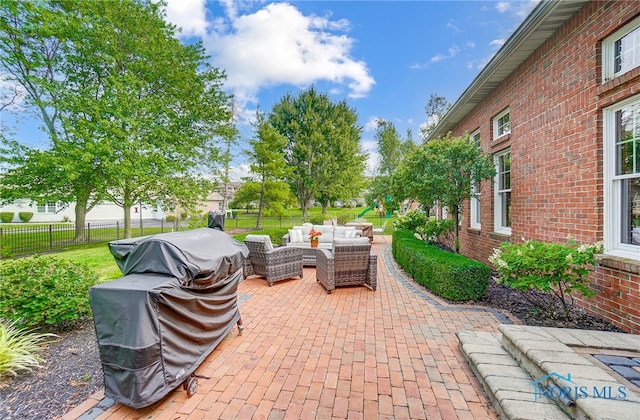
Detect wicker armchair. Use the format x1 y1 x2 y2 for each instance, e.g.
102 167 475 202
316 237 377 294
244 235 303 287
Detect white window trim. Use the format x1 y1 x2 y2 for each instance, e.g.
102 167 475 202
492 108 511 140
603 94 640 260
470 130 481 229
602 16 640 83
494 149 511 236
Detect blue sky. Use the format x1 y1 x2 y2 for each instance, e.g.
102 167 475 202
1 0 538 179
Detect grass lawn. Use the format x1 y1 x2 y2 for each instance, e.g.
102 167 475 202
27 207 396 283
59 245 122 283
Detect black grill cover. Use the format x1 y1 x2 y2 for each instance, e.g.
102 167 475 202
108 227 248 288
207 210 225 231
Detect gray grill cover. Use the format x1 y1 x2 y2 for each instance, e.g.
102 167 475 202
108 227 248 288
91 227 249 408
89 270 242 408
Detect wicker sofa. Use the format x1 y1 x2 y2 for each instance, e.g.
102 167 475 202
283 224 362 266
316 237 377 294
243 235 303 287
283 224 361 249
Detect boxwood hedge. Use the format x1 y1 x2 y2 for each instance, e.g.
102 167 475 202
392 229 489 301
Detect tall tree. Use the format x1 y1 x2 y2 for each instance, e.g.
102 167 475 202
269 87 366 219
0 0 101 240
367 119 413 215
0 0 232 238
420 94 451 142
314 100 366 214
229 180 294 217
393 134 495 252
246 110 290 229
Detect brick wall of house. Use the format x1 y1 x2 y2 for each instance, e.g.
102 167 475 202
448 1 640 333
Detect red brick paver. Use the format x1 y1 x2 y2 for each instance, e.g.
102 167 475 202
71 236 501 419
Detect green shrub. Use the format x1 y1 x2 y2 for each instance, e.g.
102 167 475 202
307 214 327 225
0 212 14 223
0 242 12 259
489 238 603 319
232 228 289 246
180 212 188 219
165 215 176 222
393 210 427 232
0 320 56 377
416 218 454 244
392 229 490 301
0 256 98 329
18 212 33 223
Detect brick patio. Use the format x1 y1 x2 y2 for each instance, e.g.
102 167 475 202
65 236 505 419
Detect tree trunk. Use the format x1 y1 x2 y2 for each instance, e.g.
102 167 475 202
256 180 265 229
123 203 132 238
74 199 88 242
452 204 460 253
122 186 133 238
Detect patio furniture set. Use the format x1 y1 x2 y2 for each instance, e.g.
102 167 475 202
243 223 378 293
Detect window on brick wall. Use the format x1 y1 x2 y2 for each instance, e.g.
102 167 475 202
470 130 482 229
494 149 511 235
603 17 640 82
492 108 510 140
604 95 640 260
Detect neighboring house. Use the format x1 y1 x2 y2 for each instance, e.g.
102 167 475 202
0 199 163 223
0 183 245 223
198 192 225 214
213 182 243 208
428 1 640 333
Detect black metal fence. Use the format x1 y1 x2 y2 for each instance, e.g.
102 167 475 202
0 220 178 257
0 213 390 258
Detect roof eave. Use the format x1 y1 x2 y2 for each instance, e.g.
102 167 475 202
426 0 589 141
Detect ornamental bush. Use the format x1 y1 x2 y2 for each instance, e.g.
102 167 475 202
392 229 490 301
18 212 33 223
489 238 603 319
415 217 454 245
0 212 14 223
0 320 56 377
0 256 98 329
393 210 427 233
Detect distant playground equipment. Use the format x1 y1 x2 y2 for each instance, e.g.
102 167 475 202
358 196 393 218
357 203 378 218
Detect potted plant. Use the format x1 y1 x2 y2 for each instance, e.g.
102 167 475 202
308 228 322 248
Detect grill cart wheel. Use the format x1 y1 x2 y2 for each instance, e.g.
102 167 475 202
184 376 198 397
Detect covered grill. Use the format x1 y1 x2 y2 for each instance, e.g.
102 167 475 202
89 225 249 409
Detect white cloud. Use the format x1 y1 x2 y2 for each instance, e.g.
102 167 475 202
496 2 511 13
166 0 209 37
0 73 26 112
364 116 380 132
446 21 460 33
229 163 252 181
430 46 460 63
490 39 506 49
204 3 374 100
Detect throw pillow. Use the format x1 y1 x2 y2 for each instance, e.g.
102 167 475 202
288 229 304 243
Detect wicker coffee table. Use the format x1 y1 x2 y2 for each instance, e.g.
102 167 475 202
303 247 319 266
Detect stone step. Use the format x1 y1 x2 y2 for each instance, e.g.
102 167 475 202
459 325 640 420
498 324 640 420
457 330 570 420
